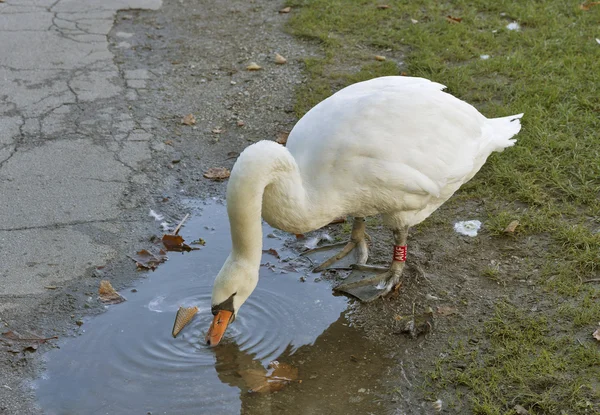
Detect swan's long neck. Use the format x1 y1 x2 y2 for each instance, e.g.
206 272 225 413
226 140 312 266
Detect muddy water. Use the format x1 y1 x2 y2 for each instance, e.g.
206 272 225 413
35 200 394 414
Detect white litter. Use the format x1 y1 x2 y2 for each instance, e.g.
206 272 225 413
433 399 443 411
596 38 600 45
411 18 418 24
480 54 490 60
160 221 172 231
506 22 520 31
454 220 482 237
304 233 333 250
149 209 164 221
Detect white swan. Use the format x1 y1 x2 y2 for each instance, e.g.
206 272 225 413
205 76 523 345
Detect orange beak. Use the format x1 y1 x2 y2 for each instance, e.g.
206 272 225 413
205 310 233 346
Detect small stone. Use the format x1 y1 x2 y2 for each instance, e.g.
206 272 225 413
131 289 137 293
76 320 83 326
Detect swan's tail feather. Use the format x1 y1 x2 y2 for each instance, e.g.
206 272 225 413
484 113 524 152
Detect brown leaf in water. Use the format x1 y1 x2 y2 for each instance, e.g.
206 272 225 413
276 131 289 145
98 280 126 304
446 15 462 23
504 220 520 233
279 6 291 13
436 306 458 316
191 238 206 246
162 234 197 252
593 327 600 341
130 249 168 270
239 361 299 393
295 234 305 239
203 167 231 180
246 62 262 71
262 248 280 259
181 114 196 125
580 1 600 10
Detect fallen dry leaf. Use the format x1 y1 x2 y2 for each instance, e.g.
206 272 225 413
130 248 168 270
279 6 291 13
162 234 197 252
374 55 386 61
446 15 462 23
164 140 174 146
295 233 305 239
504 220 520 233
226 151 239 159
513 405 530 415
44 286 59 290
436 306 458 316
172 306 198 338
181 114 196 126
580 1 600 10
203 167 231 180
593 326 600 341
262 248 281 259
212 127 223 134
98 280 126 304
236 120 245 127
276 131 289 145
274 53 287 64
377 4 390 9
246 62 262 71
191 237 206 246
239 361 299 393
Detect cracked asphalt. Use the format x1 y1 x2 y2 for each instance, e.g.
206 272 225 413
0 0 309 412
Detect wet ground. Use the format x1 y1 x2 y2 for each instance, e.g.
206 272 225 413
35 200 396 415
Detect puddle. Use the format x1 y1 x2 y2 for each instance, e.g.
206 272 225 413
35 200 394 414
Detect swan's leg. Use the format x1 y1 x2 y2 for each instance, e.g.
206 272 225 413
301 217 369 272
334 226 409 302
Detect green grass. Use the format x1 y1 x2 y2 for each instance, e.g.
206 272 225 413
285 1 600 413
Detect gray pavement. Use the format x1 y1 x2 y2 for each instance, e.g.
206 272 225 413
0 0 161 306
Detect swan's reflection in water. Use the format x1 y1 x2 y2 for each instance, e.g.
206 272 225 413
214 313 394 415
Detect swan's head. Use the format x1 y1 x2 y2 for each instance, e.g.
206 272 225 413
206 256 258 346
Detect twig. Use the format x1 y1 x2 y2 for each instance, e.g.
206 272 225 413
173 213 189 235
4 335 58 342
583 278 600 284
